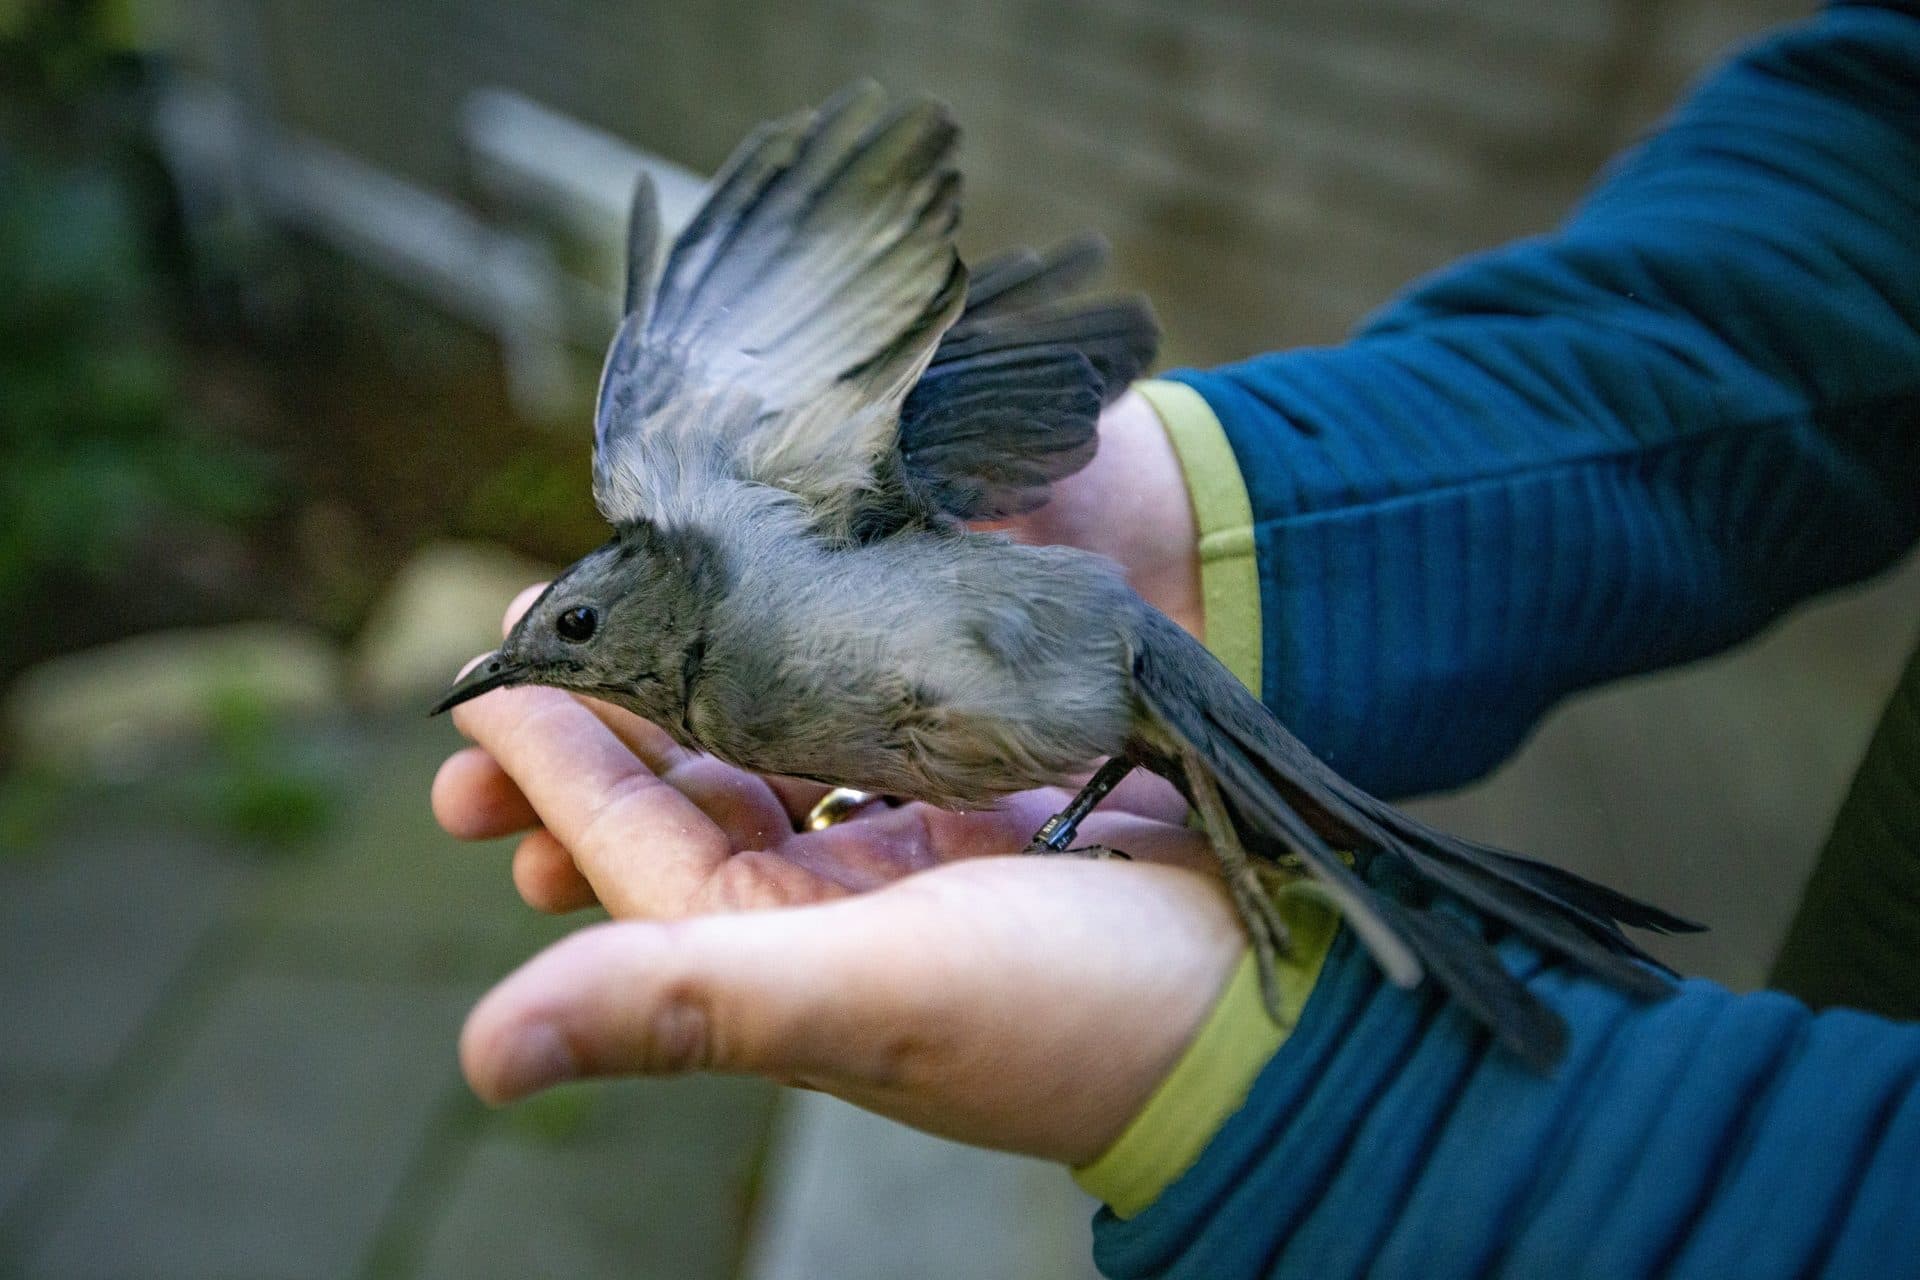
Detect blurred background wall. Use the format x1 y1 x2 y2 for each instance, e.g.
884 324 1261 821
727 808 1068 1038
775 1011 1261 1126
11 1 1920 1278
165 0 1813 363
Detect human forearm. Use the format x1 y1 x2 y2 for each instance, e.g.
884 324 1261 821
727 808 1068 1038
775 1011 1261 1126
1173 2 1920 797
1089 924 1920 1280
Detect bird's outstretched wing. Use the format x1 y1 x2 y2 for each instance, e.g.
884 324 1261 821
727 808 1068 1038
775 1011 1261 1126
594 82 965 524
595 85 1157 534
1127 604 1701 1070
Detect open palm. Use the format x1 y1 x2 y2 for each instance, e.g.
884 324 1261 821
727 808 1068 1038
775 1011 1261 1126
431 586 1245 1163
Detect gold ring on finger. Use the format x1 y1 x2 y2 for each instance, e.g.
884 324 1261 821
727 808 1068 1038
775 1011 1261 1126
805 787 882 831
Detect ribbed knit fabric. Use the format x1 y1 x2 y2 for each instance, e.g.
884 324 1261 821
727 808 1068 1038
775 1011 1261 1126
1073 890 1339 1219
1170 1 1920 799
1087 6 1920 1275
1092 926 1920 1280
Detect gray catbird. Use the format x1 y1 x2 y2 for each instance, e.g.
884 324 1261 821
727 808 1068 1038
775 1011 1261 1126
434 83 1700 1069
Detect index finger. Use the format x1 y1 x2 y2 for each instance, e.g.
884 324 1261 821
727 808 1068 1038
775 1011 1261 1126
450 682 730 917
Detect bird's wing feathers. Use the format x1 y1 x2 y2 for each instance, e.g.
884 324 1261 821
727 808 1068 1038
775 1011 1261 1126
962 235 1109 318
894 238 1158 522
622 170 660 326
595 90 1157 530
1129 605 1696 1068
892 348 1102 521
594 82 965 524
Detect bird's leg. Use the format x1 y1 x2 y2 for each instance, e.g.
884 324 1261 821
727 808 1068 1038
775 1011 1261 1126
1182 750 1292 1019
1024 756 1135 859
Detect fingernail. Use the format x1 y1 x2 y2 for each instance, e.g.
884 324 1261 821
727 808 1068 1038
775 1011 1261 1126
495 1022 577 1100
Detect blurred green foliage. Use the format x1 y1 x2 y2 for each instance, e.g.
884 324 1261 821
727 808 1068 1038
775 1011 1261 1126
0 766 64 855
461 449 593 550
189 685 336 851
0 1 276 604
0 683 338 858
504 1083 599 1145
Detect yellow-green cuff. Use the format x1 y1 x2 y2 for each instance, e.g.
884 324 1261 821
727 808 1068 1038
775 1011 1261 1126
1076 382 1324 1219
1073 884 1339 1218
1133 379 1261 696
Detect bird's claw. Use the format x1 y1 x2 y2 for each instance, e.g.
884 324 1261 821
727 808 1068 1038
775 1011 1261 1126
1022 839 1131 861
1229 866 1296 1021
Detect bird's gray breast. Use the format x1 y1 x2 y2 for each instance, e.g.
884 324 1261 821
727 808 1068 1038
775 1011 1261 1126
688 533 1139 807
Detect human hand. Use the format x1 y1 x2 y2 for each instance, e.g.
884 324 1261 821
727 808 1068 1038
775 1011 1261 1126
432 586 1244 1163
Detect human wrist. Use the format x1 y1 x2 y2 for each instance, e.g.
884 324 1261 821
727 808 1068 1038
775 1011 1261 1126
1132 380 1262 695
1073 882 1340 1217
1018 389 1205 635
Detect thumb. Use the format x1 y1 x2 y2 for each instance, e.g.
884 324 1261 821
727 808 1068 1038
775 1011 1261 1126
460 902 904 1104
459 857 1246 1162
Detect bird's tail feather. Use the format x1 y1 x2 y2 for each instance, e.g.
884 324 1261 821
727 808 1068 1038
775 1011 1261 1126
1129 605 1702 1068
1254 717 1704 978
1377 898 1571 1071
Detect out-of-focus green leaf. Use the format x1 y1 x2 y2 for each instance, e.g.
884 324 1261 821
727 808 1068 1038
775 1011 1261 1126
0 767 67 857
202 767 333 850
0 126 279 600
503 1084 599 1145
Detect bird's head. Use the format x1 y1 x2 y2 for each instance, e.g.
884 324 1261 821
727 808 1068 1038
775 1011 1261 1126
431 520 725 732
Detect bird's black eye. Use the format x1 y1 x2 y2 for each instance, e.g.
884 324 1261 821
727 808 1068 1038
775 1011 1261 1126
555 606 598 643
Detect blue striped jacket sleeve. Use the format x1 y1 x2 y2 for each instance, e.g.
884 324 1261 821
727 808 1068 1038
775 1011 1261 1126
1171 0 1920 798
1091 929 1920 1280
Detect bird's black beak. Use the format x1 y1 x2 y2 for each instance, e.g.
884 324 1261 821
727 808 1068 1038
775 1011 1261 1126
430 651 527 716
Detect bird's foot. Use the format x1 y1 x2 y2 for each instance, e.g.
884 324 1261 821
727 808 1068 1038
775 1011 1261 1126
1228 866 1295 1021
1067 843 1132 861
1022 838 1132 861
1255 859 1307 892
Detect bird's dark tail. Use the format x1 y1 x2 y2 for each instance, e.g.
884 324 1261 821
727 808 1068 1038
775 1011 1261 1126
1128 605 1704 1071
